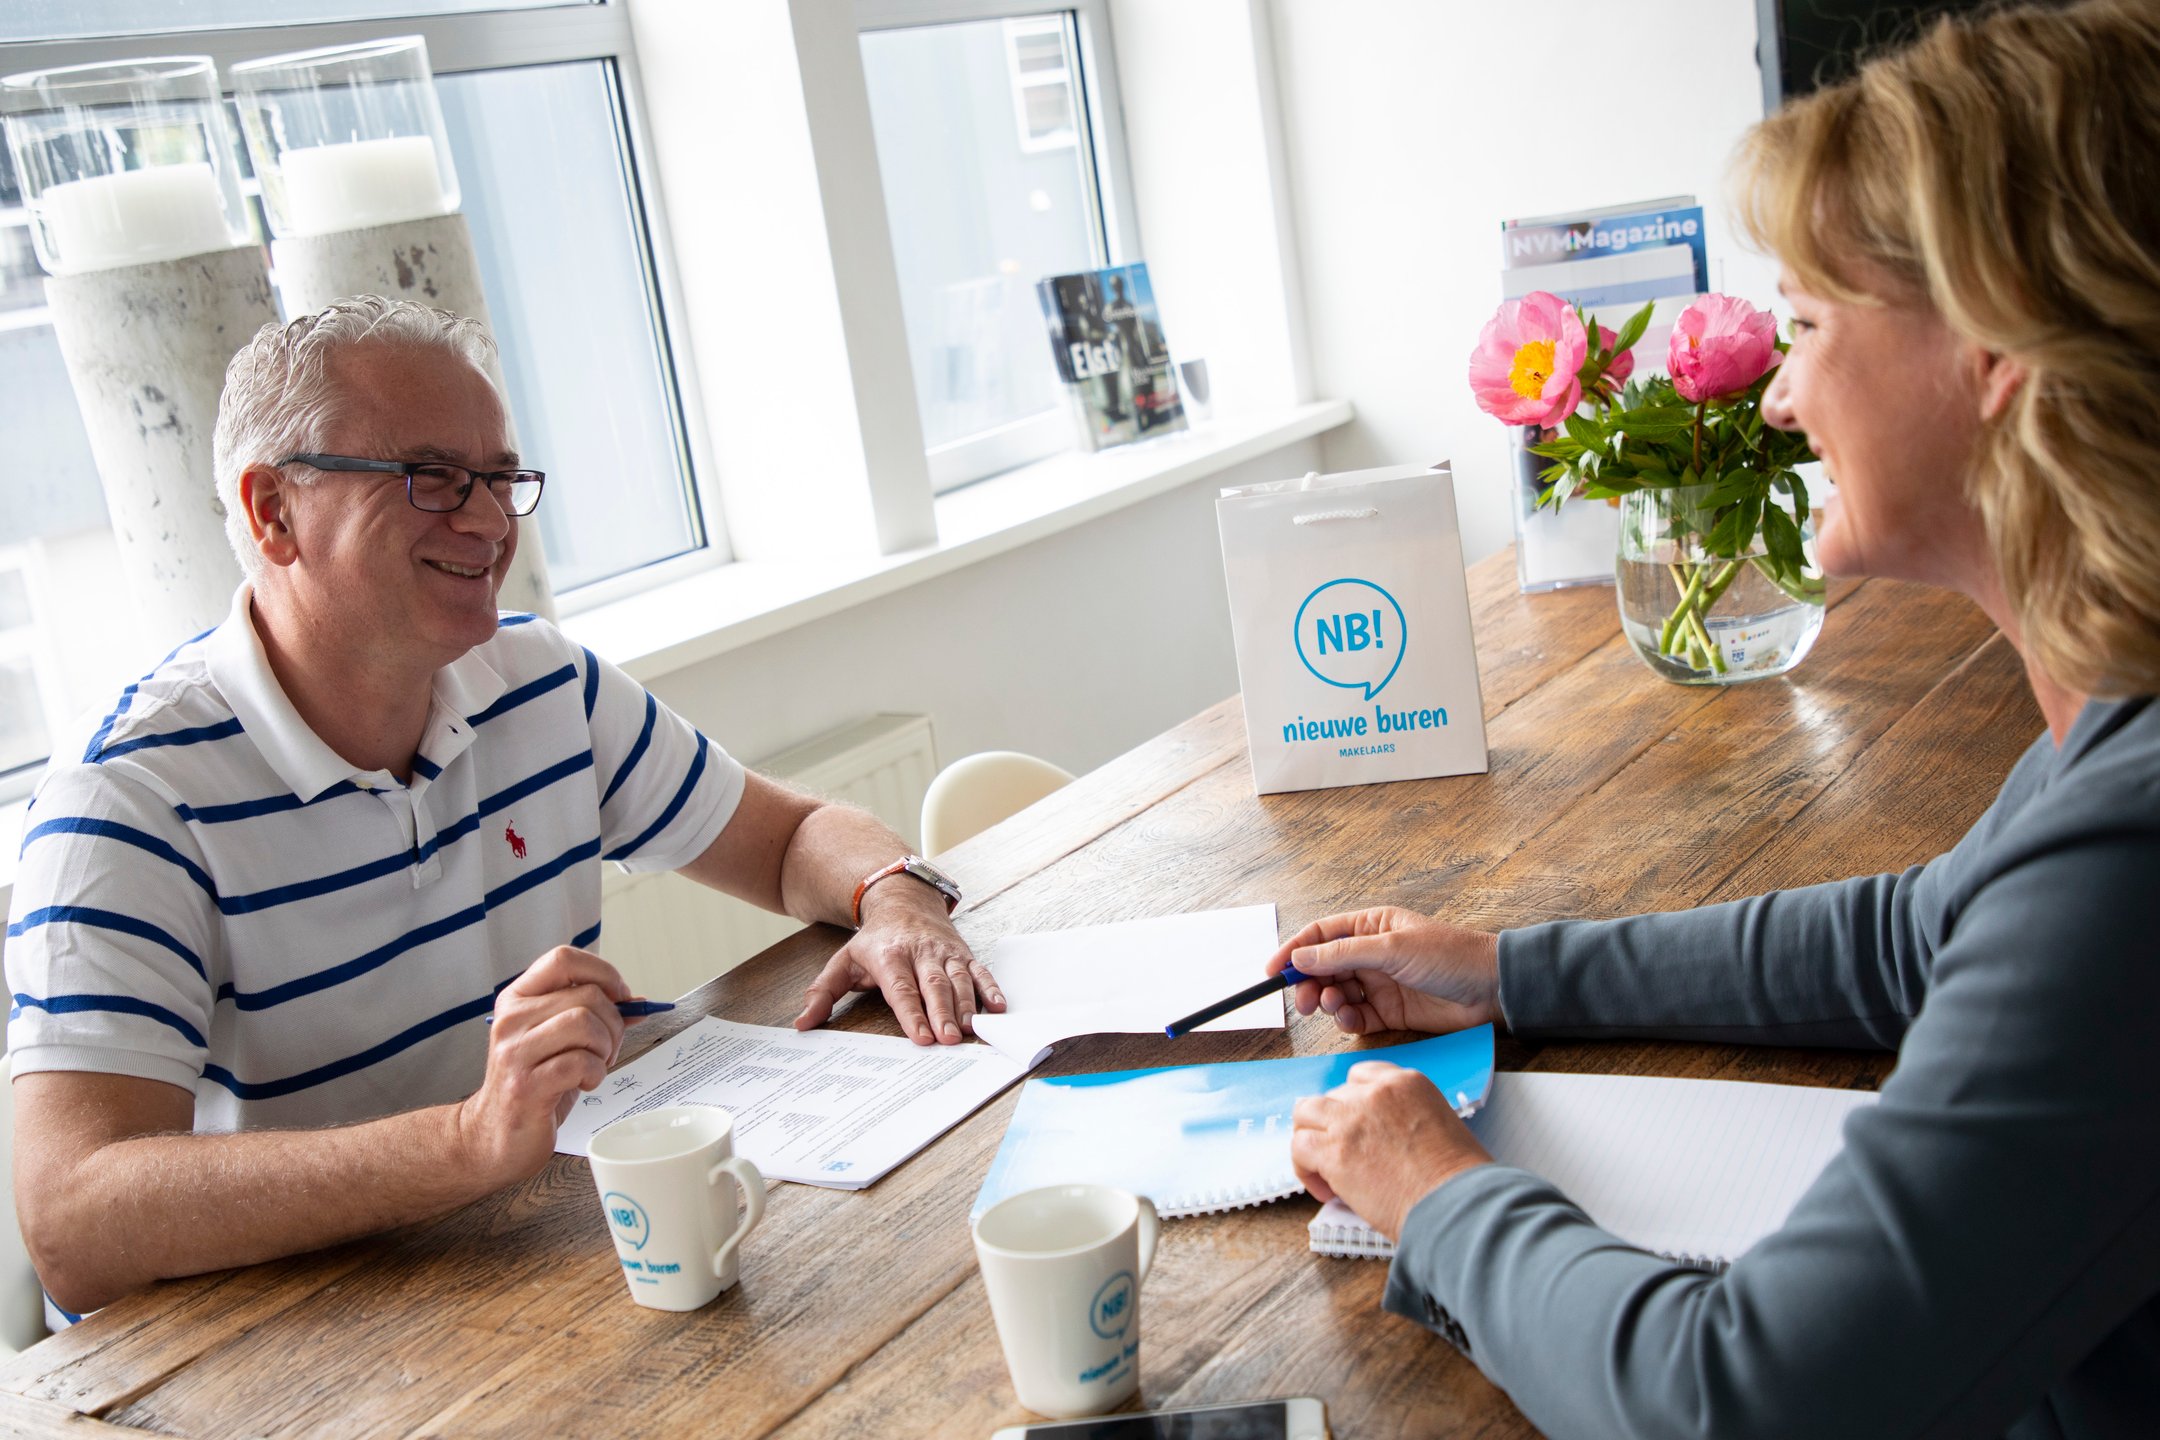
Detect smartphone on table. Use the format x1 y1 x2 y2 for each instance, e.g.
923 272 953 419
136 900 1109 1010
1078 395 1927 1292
990 1396 1327 1440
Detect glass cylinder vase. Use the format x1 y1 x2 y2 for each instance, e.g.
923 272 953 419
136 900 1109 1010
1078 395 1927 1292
231 36 458 238
0 56 253 275
1615 483 1826 684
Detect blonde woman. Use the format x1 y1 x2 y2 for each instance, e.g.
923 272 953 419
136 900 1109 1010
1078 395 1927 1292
1279 3 2160 1435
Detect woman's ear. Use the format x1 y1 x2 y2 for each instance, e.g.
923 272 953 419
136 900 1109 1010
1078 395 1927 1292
239 464 299 568
1977 350 2028 422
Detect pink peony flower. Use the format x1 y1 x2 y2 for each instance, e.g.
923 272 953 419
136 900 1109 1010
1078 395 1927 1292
1668 294 1781 403
1468 291 1586 426
1599 325 1636 387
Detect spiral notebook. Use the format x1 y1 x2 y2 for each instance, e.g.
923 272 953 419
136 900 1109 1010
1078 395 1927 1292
1309 1071 1878 1268
972 1028 1495 1220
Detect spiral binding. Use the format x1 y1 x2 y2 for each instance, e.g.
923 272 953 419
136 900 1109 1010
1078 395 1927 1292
1163 1174 1305 1218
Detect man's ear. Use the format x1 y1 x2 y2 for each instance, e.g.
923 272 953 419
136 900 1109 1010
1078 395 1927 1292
239 463 299 568
1977 350 2028 423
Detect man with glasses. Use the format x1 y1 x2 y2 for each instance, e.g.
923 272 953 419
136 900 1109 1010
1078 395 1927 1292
4 296 1000 1322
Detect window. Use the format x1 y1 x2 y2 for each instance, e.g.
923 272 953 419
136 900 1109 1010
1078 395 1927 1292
0 2 712 801
0 555 58 795
859 1 1139 492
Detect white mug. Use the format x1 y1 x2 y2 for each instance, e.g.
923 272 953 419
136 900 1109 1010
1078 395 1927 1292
973 1184 1160 1418
588 1105 766 1311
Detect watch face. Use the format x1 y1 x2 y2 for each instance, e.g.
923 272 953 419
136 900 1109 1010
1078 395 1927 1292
908 856 956 888
904 855 961 900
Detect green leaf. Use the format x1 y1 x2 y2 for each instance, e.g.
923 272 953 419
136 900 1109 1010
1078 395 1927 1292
1528 438 1585 461
1612 300 1655 356
1563 414 1603 451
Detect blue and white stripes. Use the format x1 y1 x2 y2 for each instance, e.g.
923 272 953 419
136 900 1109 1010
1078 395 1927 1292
4 587 745 1133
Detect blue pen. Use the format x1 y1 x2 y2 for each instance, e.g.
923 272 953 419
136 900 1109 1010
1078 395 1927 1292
485 999 675 1024
1164 965 1308 1038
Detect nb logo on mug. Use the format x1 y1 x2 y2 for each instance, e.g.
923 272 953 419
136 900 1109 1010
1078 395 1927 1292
602 1191 651 1251
1089 1270 1136 1340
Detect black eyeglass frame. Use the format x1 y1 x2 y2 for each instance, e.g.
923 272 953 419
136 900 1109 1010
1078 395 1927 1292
275 452 547 517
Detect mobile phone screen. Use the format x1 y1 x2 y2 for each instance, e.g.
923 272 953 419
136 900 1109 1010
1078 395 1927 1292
1019 1402 1287 1439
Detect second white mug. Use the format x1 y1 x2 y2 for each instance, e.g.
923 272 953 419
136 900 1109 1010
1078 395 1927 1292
588 1104 766 1312
973 1183 1160 1418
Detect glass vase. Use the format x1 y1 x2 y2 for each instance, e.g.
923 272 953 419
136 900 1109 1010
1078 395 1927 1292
0 56 253 274
1615 483 1825 684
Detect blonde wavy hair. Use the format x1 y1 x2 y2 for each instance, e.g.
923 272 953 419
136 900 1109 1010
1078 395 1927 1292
1735 0 2160 697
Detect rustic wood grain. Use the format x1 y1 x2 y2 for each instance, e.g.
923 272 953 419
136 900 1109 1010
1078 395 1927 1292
0 1391 159 1439
5 552 2033 1440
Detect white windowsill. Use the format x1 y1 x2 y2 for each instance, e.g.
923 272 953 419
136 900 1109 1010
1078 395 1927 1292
559 399 1354 685
0 400 1351 912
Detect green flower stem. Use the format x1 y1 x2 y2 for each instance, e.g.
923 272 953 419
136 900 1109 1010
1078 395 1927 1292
1660 557 1744 675
1660 562 1713 655
1748 554 1828 608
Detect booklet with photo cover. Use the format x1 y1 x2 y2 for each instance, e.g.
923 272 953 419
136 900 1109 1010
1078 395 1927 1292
973 1027 1495 1221
1036 261 1187 452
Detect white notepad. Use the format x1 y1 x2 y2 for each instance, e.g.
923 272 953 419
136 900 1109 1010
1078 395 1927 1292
1309 1071 1877 1268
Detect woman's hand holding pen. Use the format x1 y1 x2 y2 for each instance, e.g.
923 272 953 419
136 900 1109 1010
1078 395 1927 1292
1266 907 1502 1038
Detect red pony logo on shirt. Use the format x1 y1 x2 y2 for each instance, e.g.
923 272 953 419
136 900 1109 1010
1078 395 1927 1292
504 822 528 861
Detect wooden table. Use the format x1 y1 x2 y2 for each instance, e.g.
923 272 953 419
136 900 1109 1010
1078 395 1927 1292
0 550 2040 1440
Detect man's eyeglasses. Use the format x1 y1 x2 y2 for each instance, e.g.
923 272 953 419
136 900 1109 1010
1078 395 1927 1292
275 453 546 517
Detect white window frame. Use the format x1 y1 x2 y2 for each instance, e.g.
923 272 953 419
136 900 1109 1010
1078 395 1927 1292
0 3 729 602
0 4 731 801
1003 15 1077 153
856 0 1142 494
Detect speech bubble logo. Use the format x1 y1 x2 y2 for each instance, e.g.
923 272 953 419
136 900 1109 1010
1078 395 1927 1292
1294 578 1407 701
602 1191 651 1251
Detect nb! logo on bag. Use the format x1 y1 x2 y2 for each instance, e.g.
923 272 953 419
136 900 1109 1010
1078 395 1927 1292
1294 578 1407 701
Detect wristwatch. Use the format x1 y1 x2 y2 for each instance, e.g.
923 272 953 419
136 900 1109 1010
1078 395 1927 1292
851 854 963 927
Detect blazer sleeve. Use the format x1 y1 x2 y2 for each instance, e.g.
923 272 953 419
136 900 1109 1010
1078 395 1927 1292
1385 829 2160 1440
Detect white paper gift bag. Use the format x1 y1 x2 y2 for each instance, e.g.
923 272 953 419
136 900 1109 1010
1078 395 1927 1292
1216 462 1488 795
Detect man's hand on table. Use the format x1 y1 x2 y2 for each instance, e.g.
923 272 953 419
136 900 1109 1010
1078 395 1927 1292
1293 1062 1493 1241
794 882 1005 1045
458 946 644 1182
1267 907 1503 1038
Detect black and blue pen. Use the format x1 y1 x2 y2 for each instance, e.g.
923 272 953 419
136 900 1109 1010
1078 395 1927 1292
1164 965 1309 1039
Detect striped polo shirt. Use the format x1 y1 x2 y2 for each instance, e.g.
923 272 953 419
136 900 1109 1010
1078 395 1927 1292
4 583 745 1135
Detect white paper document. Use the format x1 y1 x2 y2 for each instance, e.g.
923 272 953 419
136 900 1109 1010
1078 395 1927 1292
970 904 1285 1067
554 1017 1028 1188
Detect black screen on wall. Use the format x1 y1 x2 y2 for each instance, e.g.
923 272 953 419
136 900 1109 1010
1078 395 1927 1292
1756 0 2001 107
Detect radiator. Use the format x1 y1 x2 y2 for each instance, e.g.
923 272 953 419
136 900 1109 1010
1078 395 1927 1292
598 713 939 1003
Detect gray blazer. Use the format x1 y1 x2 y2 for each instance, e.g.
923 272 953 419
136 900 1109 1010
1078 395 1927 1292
1385 696 2160 1439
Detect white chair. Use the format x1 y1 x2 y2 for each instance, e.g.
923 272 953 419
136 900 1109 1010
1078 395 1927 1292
920 751 1075 857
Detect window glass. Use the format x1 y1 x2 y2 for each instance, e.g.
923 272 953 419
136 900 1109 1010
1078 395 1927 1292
1 1 585 43
0 563 49 784
437 61 700 591
861 14 1105 464
0 58 697 591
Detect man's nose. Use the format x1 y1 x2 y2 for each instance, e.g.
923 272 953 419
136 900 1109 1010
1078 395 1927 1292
1761 365 1799 431
450 483 513 538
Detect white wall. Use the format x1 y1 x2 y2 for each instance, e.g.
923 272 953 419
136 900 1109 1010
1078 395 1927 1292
651 436 1320 777
1266 0 1775 564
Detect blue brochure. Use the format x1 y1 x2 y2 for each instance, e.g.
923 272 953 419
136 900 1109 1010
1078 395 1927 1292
972 1027 1495 1220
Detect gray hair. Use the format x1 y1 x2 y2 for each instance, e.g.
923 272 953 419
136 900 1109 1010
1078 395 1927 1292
211 295 498 575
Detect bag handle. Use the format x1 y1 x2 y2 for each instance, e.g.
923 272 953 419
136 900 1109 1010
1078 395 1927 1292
1292 506 1380 525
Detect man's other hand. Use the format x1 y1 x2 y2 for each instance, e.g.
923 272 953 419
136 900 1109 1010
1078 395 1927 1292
458 946 635 1182
794 884 1003 1045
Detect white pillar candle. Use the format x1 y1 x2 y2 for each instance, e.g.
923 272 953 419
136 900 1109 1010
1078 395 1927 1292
277 135 449 235
34 162 234 273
